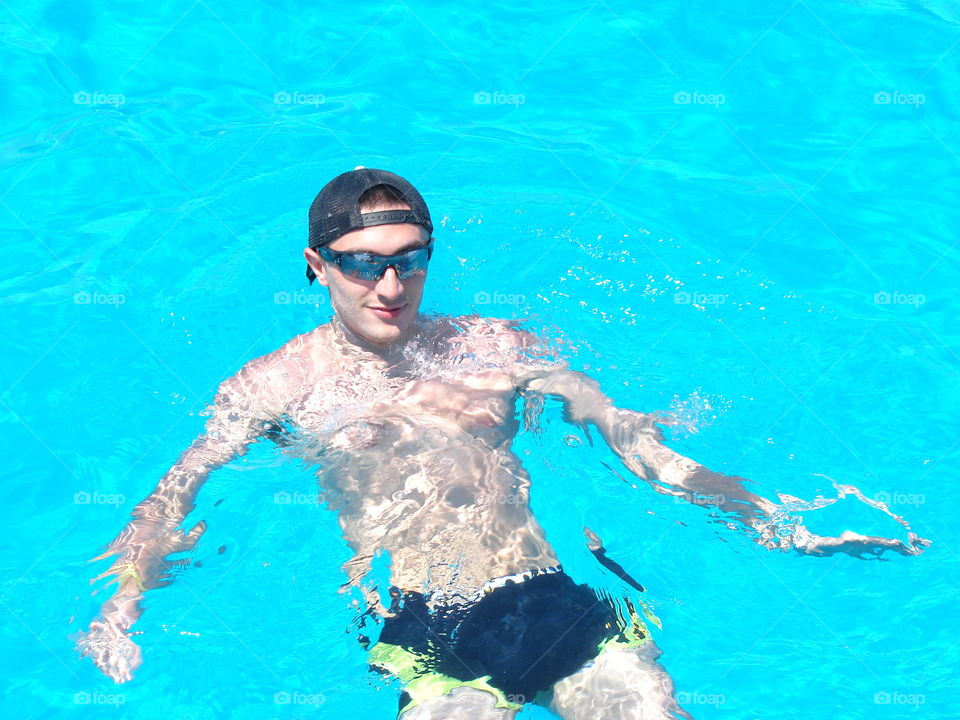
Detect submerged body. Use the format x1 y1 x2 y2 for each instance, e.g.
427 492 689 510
200 313 676 717
78 168 927 719
273 315 559 600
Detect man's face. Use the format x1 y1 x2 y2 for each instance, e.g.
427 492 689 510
304 221 431 349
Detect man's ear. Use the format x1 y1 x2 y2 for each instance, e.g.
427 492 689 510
304 247 328 286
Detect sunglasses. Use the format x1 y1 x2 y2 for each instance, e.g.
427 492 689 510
318 240 434 281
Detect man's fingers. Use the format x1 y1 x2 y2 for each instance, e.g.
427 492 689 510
78 619 142 684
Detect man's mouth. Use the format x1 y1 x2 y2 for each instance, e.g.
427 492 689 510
368 304 406 320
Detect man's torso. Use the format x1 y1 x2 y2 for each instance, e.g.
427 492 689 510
240 315 559 600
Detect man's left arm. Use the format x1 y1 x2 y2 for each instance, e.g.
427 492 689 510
512 359 928 558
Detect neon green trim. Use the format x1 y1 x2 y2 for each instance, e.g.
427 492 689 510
369 642 524 712
640 599 662 631
114 562 146 592
597 594 658 652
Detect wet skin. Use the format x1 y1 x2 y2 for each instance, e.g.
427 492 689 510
77 215 930 685
258 317 562 602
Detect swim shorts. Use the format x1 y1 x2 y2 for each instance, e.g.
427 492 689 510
367 567 650 713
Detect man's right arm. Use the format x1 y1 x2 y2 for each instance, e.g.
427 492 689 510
76 366 271 682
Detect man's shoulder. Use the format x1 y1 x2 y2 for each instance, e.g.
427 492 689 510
443 314 556 366
447 313 526 340
223 324 335 396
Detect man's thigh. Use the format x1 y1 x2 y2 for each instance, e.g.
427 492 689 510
399 686 518 720
546 643 693 720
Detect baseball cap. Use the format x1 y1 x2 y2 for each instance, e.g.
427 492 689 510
306 168 433 283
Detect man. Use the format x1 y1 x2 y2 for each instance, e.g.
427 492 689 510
78 168 928 718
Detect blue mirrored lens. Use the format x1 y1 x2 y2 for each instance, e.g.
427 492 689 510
321 244 432 280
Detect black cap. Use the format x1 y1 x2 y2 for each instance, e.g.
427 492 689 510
306 168 433 283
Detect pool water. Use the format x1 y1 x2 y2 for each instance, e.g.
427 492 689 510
1 0 957 717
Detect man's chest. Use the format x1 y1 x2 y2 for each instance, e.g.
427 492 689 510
285 366 519 433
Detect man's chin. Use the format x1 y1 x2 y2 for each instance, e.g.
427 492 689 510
358 317 412 347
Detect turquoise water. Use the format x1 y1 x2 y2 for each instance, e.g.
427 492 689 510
2 0 958 717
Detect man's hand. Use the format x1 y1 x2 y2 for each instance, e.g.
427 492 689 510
599 409 932 559
76 616 142 683
790 529 931 558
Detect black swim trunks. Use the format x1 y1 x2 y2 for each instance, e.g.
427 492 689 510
367 568 649 713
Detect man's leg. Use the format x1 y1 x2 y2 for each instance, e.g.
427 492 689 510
547 642 693 720
398 686 518 720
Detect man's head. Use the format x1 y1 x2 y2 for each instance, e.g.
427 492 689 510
304 168 433 349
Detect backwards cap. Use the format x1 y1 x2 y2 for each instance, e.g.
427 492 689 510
306 168 432 283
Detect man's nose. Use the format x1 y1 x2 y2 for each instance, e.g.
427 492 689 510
376 266 403 297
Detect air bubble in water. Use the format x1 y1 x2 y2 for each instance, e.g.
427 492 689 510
564 435 582 447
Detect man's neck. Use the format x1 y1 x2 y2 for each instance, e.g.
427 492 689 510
329 314 420 360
